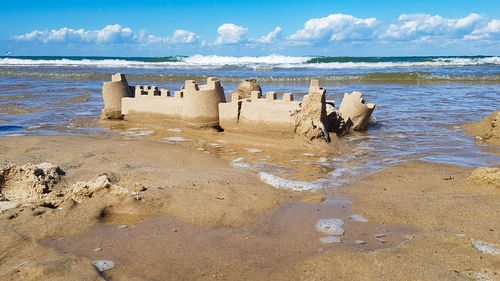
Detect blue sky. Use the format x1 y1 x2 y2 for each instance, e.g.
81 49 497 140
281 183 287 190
1 0 499 56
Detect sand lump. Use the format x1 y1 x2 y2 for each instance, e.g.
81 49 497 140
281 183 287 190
0 163 141 212
0 163 63 206
463 110 500 146
467 167 500 186
231 79 262 99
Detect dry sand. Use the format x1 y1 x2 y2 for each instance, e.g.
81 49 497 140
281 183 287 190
0 125 499 280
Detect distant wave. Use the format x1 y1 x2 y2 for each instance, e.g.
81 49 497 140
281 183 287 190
1 68 498 85
0 55 498 70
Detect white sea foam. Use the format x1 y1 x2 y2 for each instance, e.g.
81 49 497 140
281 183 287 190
231 162 251 169
470 239 500 255
167 128 182 132
183 54 310 65
316 218 345 235
258 172 323 191
232 157 245 163
164 137 186 142
126 130 153 136
1 56 498 70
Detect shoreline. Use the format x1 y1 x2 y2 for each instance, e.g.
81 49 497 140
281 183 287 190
0 130 498 280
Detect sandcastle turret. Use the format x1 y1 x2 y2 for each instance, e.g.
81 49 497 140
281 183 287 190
101 73 133 119
181 77 226 126
293 80 331 142
339 91 375 131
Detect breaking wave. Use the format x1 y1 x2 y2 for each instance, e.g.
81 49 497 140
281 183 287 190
0 55 498 70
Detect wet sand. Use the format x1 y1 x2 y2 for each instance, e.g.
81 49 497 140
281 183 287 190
0 130 499 280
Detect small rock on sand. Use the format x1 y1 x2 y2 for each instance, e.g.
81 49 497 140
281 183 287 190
355 240 367 245
92 260 115 272
375 234 386 238
93 248 102 252
316 218 345 235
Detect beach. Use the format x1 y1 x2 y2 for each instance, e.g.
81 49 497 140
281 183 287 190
0 56 499 280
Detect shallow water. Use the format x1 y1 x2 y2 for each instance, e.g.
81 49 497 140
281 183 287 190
0 56 499 190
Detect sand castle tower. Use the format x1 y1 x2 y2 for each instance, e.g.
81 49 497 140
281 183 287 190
339 91 375 131
181 77 226 126
101 73 133 119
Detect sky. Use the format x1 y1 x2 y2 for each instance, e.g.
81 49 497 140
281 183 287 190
1 0 499 57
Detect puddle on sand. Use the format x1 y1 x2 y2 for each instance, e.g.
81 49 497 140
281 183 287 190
43 196 418 280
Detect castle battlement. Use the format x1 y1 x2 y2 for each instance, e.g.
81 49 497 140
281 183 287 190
232 91 296 103
135 85 172 98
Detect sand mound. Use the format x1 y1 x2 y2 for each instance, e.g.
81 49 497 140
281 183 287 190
467 167 500 186
69 175 142 203
0 163 141 212
463 110 500 146
0 163 63 206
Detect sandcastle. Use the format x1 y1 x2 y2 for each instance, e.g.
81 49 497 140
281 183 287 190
101 73 375 141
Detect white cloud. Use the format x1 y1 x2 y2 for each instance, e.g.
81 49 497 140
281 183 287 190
95 24 134 43
253 27 282 43
171 29 198 43
466 19 500 39
147 29 198 44
9 14 500 52
382 13 484 40
215 23 248 44
12 25 199 46
13 24 137 44
288 14 378 42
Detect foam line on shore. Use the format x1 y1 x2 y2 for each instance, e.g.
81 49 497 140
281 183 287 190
258 172 324 191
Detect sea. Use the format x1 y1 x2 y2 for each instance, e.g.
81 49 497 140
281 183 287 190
0 55 499 189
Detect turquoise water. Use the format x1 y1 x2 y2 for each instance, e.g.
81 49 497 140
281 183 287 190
0 55 498 187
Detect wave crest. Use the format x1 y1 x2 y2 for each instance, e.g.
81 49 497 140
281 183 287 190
1 55 498 70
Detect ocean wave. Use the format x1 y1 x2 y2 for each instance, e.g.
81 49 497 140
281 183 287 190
0 68 498 84
0 55 498 70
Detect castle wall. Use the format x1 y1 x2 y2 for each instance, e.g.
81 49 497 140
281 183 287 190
121 77 225 127
219 91 301 135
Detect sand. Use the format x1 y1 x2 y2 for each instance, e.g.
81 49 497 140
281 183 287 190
1 126 499 280
463 110 500 147
312 161 500 281
0 135 307 280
